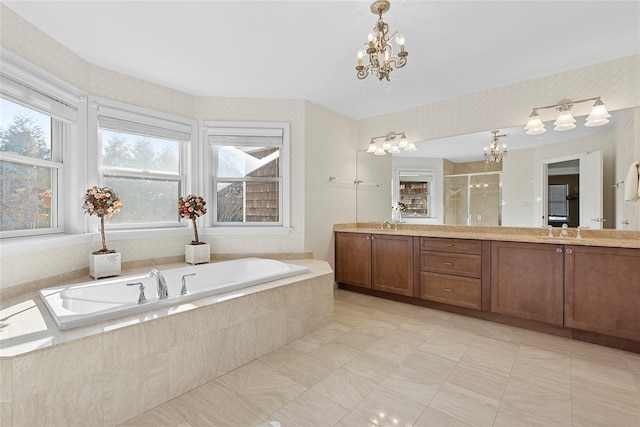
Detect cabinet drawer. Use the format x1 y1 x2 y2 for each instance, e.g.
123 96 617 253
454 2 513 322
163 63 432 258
420 237 481 254
421 251 481 278
420 272 481 310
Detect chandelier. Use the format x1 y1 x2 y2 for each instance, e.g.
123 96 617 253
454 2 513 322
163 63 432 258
356 0 408 81
367 132 416 155
524 96 611 135
484 130 508 163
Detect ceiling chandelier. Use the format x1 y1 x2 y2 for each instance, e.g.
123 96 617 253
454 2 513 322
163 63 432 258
484 130 508 163
524 96 611 135
356 0 408 82
367 132 416 155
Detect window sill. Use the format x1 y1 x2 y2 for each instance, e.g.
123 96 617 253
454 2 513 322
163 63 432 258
201 227 292 236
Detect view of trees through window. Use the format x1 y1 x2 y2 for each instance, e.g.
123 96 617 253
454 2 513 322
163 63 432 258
0 98 55 231
100 130 181 224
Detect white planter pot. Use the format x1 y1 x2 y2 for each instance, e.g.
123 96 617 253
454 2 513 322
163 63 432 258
90 252 121 279
185 243 210 265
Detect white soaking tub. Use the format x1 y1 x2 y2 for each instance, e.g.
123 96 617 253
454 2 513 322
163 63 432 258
39 257 310 330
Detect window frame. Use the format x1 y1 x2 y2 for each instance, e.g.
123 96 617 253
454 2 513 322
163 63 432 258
89 96 196 230
202 121 291 232
0 50 84 239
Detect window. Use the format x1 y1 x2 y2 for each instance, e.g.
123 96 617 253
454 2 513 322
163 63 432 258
0 57 81 238
548 184 569 221
91 99 195 228
203 122 290 228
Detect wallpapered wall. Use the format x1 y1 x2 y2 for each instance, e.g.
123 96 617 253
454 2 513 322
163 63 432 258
1 5 639 290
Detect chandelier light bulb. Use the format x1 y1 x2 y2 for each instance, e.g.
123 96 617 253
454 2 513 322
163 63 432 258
396 33 405 46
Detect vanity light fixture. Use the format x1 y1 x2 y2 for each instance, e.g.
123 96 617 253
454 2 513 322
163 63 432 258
356 0 408 82
484 130 508 163
524 97 611 135
367 132 416 155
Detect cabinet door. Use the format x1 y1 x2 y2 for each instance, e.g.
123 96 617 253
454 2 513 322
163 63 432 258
335 232 371 288
491 241 564 325
372 234 414 296
564 245 640 341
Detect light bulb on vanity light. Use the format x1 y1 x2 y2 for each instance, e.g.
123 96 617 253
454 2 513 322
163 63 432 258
553 105 576 131
524 110 546 135
585 97 611 127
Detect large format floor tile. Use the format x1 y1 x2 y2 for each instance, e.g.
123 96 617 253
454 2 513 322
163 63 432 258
122 289 640 427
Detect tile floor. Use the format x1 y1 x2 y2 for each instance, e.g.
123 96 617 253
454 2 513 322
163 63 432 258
121 289 640 427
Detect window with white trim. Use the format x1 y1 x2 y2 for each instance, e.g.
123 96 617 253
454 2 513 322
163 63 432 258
203 122 290 228
0 59 81 238
91 99 195 228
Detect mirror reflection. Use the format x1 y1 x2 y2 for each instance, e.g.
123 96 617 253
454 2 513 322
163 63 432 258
356 107 639 230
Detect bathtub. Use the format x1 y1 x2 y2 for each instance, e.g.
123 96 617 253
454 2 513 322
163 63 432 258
39 257 310 330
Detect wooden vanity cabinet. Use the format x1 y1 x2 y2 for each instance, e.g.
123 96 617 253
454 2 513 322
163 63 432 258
335 232 372 288
490 241 564 326
335 232 415 296
564 245 640 341
420 237 483 310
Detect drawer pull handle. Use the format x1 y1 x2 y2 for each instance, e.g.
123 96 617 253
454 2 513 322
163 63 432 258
443 288 453 292
444 244 454 247
444 262 454 266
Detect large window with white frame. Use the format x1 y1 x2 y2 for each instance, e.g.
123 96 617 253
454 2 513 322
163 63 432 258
90 99 195 228
0 57 82 238
203 122 290 228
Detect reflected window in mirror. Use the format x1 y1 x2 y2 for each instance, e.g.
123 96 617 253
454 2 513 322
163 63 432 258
393 169 436 220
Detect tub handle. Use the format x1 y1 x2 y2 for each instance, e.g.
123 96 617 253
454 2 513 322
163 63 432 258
127 282 147 304
181 273 196 296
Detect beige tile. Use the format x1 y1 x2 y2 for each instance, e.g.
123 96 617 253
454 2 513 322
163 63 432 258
308 342 362 370
11 334 103 400
572 376 640 427
310 366 378 409
626 352 640 375
103 351 169 426
570 339 631 370
172 391 267 427
237 371 306 414
171 379 234 408
418 331 472 362
351 385 425 427
277 352 336 388
442 313 486 335
254 310 289 358
118 401 188 427
446 360 509 402
493 402 563 427
459 336 518 375
427 382 500 427
478 322 524 345
401 349 457 382
217 360 275 393
509 361 571 394
257 344 306 371
103 318 173 369
12 373 103 427
0 359 11 403
571 356 638 392
521 330 571 355
342 351 399 382
168 329 222 398
378 365 442 406
515 343 571 376
414 406 475 427
364 334 417 363
500 377 571 426
272 389 350 426
334 411 377 427
217 319 258 375
0 402 12 427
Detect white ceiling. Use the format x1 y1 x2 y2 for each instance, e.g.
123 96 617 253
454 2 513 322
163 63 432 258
4 1 640 122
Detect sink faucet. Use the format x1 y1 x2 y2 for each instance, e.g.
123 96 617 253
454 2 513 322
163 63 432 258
148 269 168 299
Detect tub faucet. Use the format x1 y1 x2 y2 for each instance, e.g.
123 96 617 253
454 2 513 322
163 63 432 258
149 269 168 299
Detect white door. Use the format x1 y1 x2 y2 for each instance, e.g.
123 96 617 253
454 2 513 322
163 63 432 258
580 151 604 229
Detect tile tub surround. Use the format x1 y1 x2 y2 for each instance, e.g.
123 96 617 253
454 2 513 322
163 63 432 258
0 259 333 427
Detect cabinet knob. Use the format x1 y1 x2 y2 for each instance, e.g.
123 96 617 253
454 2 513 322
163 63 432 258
443 288 453 292
566 248 573 254
366 236 370 240
444 244 454 247
444 262 454 266
555 248 562 253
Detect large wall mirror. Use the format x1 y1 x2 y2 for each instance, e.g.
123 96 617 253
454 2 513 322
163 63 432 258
356 107 639 230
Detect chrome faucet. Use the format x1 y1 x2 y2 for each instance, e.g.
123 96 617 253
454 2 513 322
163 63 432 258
148 269 168 299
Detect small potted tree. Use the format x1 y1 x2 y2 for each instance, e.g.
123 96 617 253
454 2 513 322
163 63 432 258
83 185 123 278
179 194 210 264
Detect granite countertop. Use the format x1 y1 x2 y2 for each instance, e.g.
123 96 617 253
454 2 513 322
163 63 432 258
333 223 640 249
